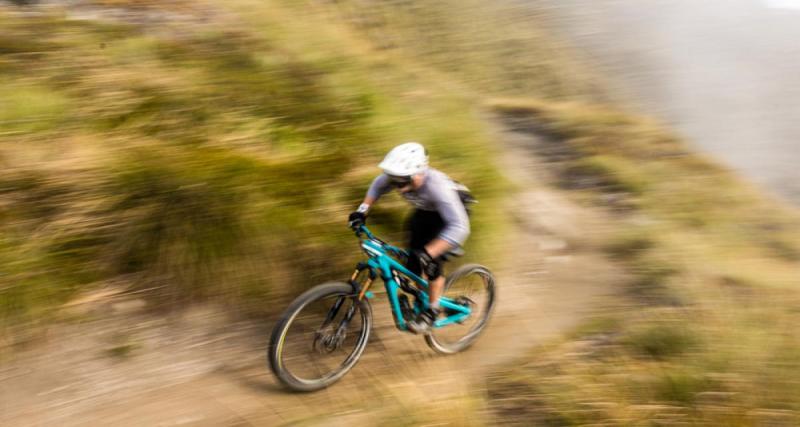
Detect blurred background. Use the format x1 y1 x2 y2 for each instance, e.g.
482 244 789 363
1 0 799 425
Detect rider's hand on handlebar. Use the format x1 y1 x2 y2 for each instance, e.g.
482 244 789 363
348 211 366 230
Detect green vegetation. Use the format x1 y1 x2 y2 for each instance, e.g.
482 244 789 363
0 2 505 326
624 321 698 360
328 4 800 418
487 100 800 425
311 0 604 102
4 1 800 425
105 332 140 359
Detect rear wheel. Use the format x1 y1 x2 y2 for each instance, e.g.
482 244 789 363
425 264 496 354
269 282 372 392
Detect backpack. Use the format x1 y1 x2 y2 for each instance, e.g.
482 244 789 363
453 181 477 215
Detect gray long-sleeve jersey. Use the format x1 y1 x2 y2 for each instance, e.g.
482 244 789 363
366 168 471 247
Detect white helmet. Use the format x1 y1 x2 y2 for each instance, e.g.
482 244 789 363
378 142 429 176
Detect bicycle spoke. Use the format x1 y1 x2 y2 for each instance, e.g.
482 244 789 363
426 265 496 354
278 295 367 383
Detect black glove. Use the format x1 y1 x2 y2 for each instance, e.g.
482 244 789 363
410 248 441 279
348 211 366 230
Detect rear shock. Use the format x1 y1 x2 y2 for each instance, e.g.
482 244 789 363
398 294 415 322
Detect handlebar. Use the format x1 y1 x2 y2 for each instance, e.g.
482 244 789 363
355 225 407 258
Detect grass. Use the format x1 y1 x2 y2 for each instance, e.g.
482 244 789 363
5 1 800 425
105 332 140 359
486 99 800 425
624 322 698 360
0 1 508 328
312 0 605 102
603 230 655 260
0 83 69 133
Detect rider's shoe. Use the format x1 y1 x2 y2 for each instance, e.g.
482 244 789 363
406 308 440 335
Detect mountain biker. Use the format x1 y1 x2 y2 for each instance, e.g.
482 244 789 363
348 142 471 334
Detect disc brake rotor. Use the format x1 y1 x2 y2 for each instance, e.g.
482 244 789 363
312 327 347 354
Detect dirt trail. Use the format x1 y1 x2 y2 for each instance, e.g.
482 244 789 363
1 120 623 426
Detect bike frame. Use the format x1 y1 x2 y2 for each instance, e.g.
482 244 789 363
352 225 471 331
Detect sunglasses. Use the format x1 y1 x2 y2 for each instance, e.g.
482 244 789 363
389 176 412 188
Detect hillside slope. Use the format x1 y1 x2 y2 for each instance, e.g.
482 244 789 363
0 0 508 326
2 1 800 426
486 100 800 425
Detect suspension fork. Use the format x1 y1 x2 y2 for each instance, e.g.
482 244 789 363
334 265 375 336
317 265 374 334
317 296 346 333
333 303 358 341
350 262 376 302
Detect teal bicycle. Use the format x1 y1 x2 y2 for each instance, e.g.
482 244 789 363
268 224 496 392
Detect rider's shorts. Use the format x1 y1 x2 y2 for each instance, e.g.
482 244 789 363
406 209 447 277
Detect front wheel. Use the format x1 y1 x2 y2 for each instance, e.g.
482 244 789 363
425 264 496 354
268 282 372 392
